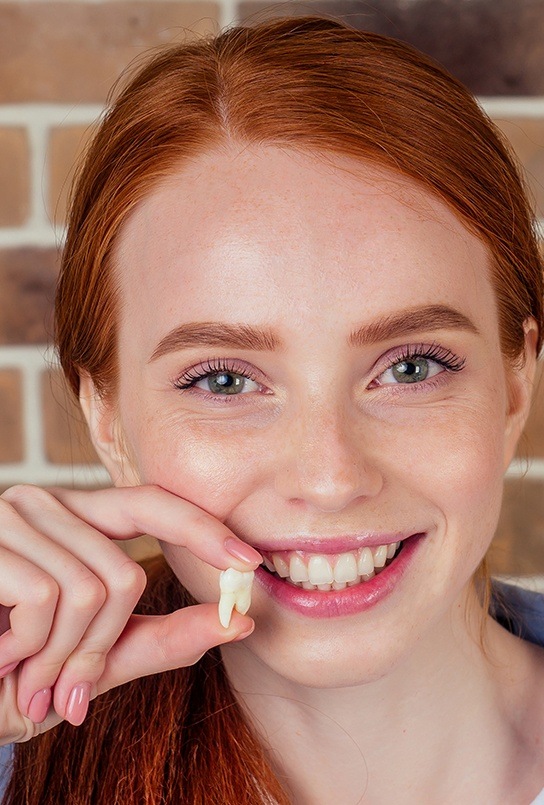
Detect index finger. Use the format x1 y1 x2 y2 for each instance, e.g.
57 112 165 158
45 485 262 571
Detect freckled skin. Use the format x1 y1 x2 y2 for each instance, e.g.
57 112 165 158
98 145 530 690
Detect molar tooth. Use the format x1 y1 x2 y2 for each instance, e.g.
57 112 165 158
307 555 334 585
357 547 374 576
333 552 358 583
218 569 254 627
272 554 290 577
290 554 309 582
372 545 388 568
218 592 236 628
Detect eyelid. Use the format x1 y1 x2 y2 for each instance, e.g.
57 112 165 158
173 356 268 390
370 341 466 386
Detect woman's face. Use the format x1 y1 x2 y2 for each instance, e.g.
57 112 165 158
95 146 531 687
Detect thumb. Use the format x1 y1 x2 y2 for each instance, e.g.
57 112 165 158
96 604 254 693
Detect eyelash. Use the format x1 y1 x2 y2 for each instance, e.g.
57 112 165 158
173 358 261 391
380 343 466 377
172 344 466 397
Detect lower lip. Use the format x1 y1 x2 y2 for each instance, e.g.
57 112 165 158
255 533 425 619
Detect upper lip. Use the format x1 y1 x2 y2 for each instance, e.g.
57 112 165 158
249 532 423 555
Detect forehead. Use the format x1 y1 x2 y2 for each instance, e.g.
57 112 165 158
113 145 496 348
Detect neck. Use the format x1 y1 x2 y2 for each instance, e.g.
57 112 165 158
220 586 542 803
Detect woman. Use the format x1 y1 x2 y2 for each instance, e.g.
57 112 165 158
0 15 543 803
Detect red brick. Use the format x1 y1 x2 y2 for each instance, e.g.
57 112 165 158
0 3 219 103
48 124 98 226
0 128 29 226
491 477 544 575
494 118 544 218
42 369 99 465
0 249 59 345
0 369 24 463
518 360 544 459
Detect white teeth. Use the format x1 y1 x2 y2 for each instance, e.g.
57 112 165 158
386 541 399 559
333 552 358 583
307 555 334 585
263 556 275 572
264 540 404 592
357 547 374 576
218 568 254 628
332 580 347 590
372 545 388 568
290 554 309 582
272 553 290 577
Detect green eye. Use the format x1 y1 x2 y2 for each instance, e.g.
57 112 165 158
196 372 259 395
391 359 430 383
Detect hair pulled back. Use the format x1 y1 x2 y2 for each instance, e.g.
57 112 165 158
56 15 542 403
8 16 543 805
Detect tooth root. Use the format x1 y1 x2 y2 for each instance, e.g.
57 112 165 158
290 554 309 582
235 586 252 615
218 592 236 628
272 554 290 577
357 547 374 575
373 545 388 568
307 555 333 585
333 552 358 583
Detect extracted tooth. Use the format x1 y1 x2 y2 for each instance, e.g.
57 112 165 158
334 552 358 583
272 553 290 578
218 568 254 628
357 547 374 576
290 554 309 582
372 545 388 568
308 555 334 585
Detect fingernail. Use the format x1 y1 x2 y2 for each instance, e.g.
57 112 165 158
231 622 255 642
66 682 91 726
27 688 52 723
0 661 18 678
224 538 262 566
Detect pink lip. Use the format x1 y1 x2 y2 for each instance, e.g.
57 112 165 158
251 533 414 554
254 533 425 618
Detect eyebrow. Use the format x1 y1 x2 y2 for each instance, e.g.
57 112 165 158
348 304 480 346
148 304 479 362
149 322 282 361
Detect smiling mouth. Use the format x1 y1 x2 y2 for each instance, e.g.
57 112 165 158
260 541 405 592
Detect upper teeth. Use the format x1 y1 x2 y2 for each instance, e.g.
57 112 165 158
263 543 401 587
218 568 254 628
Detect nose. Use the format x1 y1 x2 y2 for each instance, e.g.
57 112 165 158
274 399 383 513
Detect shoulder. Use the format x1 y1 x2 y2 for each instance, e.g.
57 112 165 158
491 579 544 647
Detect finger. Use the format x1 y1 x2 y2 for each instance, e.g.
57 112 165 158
0 545 58 672
44 485 262 570
97 604 254 697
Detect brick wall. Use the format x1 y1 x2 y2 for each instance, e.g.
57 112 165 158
0 0 542 575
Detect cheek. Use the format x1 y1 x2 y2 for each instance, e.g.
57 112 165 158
121 410 269 521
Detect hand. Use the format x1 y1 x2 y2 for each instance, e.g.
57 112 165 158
0 484 261 743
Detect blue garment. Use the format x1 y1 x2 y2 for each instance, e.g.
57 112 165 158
1 581 544 802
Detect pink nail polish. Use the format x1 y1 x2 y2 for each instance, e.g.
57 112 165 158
66 682 91 726
0 661 18 678
224 538 262 566
27 688 52 723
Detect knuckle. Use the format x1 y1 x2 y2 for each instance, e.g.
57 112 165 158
28 574 60 609
1 484 54 511
70 575 107 613
111 560 147 599
70 647 107 675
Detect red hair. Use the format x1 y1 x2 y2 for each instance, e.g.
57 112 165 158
7 16 543 803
